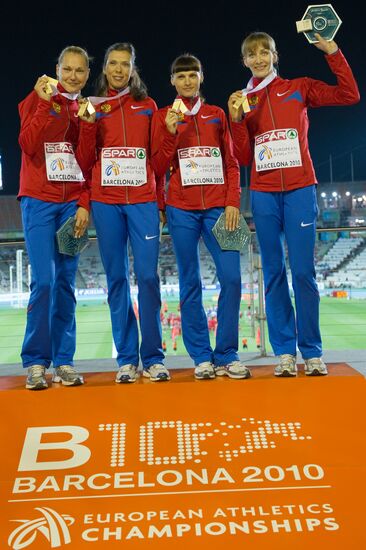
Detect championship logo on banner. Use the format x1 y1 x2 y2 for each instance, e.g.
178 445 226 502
8 507 74 549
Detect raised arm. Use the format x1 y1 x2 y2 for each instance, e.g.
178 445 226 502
228 91 253 167
306 34 360 107
150 109 179 177
18 78 53 156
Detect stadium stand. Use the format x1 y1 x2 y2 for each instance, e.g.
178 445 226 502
316 236 364 272
1 195 365 292
0 196 22 231
324 239 366 288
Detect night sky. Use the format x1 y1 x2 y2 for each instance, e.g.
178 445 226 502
0 0 365 195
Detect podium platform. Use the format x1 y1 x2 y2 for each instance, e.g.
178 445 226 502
1 364 365 549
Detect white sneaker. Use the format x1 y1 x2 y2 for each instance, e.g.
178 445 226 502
26 365 48 390
194 362 216 380
274 354 297 377
53 365 84 386
143 364 170 382
304 357 328 376
215 361 251 379
115 364 138 383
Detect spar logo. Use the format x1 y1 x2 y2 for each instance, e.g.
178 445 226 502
256 129 298 145
50 159 65 171
287 129 298 139
105 160 120 176
136 149 146 160
179 147 220 159
258 145 273 161
45 143 74 154
256 130 287 145
8 507 74 549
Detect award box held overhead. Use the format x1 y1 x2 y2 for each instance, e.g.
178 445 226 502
296 4 342 43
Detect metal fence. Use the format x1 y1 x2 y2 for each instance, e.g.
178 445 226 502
0 228 365 365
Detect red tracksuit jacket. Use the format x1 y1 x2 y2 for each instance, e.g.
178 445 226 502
77 90 165 209
151 97 240 210
18 87 89 209
230 49 360 192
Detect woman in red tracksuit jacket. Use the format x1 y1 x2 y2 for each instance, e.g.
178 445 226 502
228 31 360 377
77 42 168 384
151 53 251 381
18 45 91 390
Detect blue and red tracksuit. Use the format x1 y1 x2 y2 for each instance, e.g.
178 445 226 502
18 86 88 368
231 50 360 358
151 96 242 366
77 90 164 368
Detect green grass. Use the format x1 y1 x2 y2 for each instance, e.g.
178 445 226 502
0 297 365 364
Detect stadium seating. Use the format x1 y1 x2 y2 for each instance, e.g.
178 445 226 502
0 205 365 292
325 242 366 288
0 197 22 231
316 237 364 271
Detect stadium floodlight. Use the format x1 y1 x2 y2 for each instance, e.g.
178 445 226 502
345 191 351 196
321 192 326 198
332 191 338 197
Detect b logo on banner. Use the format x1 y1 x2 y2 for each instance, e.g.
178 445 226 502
8 507 74 549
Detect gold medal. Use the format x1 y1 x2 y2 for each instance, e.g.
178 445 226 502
172 99 188 122
233 94 251 113
43 76 58 95
77 100 96 117
172 99 188 114
172 99 182 112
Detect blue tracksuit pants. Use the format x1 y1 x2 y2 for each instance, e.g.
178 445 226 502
250 185 322 359
91 201 164 369
166 205 241 366
20 197 79 368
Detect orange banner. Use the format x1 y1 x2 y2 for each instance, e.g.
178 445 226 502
1 365 365 549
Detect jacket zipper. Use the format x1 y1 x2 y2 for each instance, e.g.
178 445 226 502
266 87 285 191
193 114 206 209
119 98 129 204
